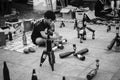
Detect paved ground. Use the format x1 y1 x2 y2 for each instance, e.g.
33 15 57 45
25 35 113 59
0 17 120 80
0 3 120 80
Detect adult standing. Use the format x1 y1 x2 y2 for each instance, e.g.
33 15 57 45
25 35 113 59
6 0 13 14
0 0 6 15
69 0 84 8
94 0 104 17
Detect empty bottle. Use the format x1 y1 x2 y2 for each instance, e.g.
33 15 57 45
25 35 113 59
74 53 85 61
74 48 89 56
62 76 66 80
86 27 95 33
59 51 75 59
31 69 38 80
3 61 10 80
107 37 116 50
60 21 65 28
48 51 55 71
96 59 99 70
74 19 78 29
86 68 97 80
22 31 27 45
86 59 99 80
59 44 76 58
107 25 111 32
8 32 13 41
92 31 95 39
83 29 87 40
40 50 47 67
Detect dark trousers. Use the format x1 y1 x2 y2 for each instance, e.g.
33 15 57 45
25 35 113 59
0 2 6 15
0 1 12 15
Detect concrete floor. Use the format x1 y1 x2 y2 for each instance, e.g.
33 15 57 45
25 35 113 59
0 18 120 80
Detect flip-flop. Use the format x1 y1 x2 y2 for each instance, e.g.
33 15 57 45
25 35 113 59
23 48 29 54
28 47 36 53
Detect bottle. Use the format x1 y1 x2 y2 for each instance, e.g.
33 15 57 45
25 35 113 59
52 39 67 51
96 59 99 70
73 44 76 52
107 37 116 50
92 31 95 39
48 51 55 71
62 76 66 80
60 21 63 28
116 26 119 37
40 50 47 67
8 32 13 41
116 26 120 47
60 21 65 28
58 41 64 49
52 45 58 51
3 61 10 80
31 69 38 80
86 27 95 39
116 37 120 47
86 68 97 80
62 21 65 27
107 25 111 32
59 51 75 59
74 19 78 29
86 59 99 80
50 22 55 32
86 27 95 32
52 43 64 51
79 29 84 43
83 29 86 40
80 34 83 43
61 39 67 44
22 31 27 45
74 48 89 55
77 29 80 38
74 53 85 61
59 44 76 58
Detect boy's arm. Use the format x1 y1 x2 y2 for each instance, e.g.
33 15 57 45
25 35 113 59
40 31 47 39
40 30 62 40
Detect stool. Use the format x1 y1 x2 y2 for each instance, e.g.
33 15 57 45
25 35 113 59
5 20 23 35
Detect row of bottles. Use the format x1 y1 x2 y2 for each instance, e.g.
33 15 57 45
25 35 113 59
75 13 95 43
3 60 100 80
59 44 89 61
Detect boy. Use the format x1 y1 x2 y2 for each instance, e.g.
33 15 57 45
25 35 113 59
31 10 61 46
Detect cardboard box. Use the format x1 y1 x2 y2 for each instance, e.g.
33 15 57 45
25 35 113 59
60 6 77 19
60 8 73 19
75 10 84 21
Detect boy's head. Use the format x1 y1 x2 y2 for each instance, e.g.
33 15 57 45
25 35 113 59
44 10 56 20
44 10 56 24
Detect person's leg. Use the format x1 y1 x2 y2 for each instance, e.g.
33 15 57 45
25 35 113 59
0 2 5 15
35 37 46 47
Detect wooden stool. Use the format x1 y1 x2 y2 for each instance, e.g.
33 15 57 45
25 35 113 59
5 20 23 35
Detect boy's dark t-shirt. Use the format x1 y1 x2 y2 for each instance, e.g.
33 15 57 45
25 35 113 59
31 20 50 44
